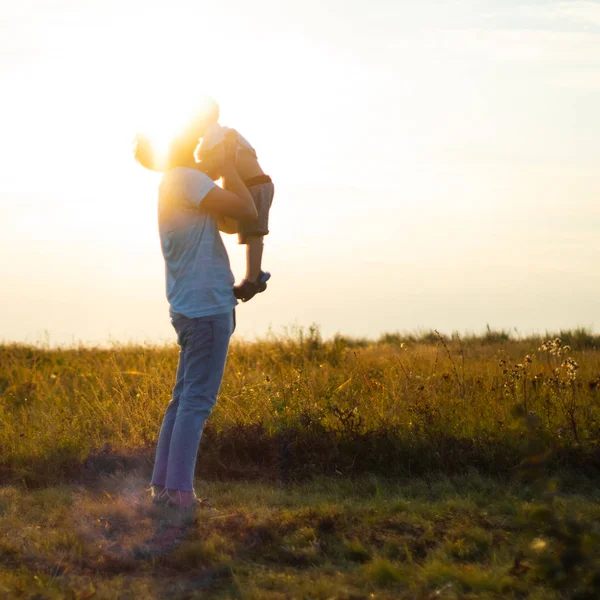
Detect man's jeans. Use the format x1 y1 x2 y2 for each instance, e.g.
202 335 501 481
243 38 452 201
151 310 235 492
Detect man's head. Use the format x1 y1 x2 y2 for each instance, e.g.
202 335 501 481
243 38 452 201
133 98 221 172
162 98 218 169
164 135 198 169
132 132 197 172
164 98 220 169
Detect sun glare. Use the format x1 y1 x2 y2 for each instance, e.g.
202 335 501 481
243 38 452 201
138 97 219 170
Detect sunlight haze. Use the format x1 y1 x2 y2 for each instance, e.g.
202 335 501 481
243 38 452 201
1 0 599 345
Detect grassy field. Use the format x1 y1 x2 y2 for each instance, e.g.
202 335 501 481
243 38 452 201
1 472 599 599
1 328 600 598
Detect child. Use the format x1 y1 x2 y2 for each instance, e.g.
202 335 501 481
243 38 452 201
192 99 274 303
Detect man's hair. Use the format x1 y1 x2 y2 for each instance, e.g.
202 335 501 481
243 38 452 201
133 133 160 171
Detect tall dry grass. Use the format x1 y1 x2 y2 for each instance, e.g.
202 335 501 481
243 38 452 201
1 328 600 484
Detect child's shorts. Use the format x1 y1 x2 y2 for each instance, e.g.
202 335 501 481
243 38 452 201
239 175 274 244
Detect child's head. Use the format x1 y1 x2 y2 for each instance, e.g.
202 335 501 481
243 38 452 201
189 97 220 138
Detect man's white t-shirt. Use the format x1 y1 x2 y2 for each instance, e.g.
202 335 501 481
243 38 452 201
158 167 237 319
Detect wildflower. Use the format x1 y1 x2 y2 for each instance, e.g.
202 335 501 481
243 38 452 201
530 538 547 552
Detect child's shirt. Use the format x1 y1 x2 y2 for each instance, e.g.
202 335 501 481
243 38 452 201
199 123 256 157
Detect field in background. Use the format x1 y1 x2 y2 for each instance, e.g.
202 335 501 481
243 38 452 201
1 328 600 598
1 327 600 485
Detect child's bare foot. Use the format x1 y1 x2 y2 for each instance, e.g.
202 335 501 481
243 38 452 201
234 271 270 303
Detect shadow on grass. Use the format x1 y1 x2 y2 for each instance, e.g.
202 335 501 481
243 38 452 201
4 422 600 488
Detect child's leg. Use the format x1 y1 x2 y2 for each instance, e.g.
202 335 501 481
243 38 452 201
234 181 272 301
237 180 274 286
245 235 264 282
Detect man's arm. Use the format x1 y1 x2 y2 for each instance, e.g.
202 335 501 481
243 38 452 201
197 132 257 221
201 166 258 222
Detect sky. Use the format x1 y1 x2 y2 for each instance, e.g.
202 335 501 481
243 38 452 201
1 0 599 345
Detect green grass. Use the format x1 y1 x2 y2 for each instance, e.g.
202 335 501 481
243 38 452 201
1 473 599 599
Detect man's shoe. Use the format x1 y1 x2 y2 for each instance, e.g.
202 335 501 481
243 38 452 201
148 485 168 505
166 495 220 515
